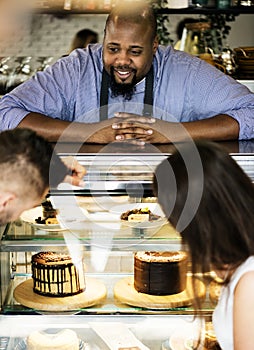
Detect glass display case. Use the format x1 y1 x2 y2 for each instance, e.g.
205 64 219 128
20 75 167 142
0 218 214 349
0 141 253 349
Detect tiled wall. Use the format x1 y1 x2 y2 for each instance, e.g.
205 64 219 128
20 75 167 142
0 13 253 61
0 13 191 60
0 14 107 59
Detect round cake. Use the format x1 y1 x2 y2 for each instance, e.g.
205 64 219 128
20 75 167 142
31 251 85 297
27 329 79 350
134 251 188 295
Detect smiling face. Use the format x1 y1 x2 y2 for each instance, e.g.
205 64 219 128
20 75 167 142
103 18 158 88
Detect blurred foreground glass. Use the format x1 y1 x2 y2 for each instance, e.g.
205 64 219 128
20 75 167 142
0 0 32 41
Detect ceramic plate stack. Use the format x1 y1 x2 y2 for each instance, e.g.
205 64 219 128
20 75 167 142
234 47 254 79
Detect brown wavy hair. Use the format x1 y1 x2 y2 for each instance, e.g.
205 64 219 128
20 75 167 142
153 141 254 310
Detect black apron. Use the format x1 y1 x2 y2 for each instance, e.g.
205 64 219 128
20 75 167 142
99 66 154 121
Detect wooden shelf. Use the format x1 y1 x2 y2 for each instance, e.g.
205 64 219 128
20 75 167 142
33 6 254 15
156 6 254 14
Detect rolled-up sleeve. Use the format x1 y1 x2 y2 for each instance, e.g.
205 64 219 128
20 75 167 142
190 60 254 140
0 54 80 131
228 105 254 140
0 95 31 130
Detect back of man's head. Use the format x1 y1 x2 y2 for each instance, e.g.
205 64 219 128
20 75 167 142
0 128 67 199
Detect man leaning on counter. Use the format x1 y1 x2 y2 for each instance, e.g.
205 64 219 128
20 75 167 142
0 1 253 144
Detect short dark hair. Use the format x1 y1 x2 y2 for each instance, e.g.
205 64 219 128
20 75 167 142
0 128 68 196
154 141 254 275
105 1 157 39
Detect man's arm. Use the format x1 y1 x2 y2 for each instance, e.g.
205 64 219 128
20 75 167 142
152 114 239 143
18 112 118 143
182 114 239 141
18 111 239 144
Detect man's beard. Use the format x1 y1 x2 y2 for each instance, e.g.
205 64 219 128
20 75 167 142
109 66 137 101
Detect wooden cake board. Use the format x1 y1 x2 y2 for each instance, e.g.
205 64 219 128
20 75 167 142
114 276 206 309
14 277 107 312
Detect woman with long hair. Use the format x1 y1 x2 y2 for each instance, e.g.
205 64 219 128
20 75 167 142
153 141 254 349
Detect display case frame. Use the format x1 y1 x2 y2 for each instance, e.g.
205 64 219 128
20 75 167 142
0 140 253 349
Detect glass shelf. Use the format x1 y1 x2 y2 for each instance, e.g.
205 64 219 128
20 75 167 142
0 313 212 350
2 273 215 316
1 220 181 251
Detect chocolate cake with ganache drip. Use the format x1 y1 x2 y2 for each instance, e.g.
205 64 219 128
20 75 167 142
31 252 85 297
134 251 188 295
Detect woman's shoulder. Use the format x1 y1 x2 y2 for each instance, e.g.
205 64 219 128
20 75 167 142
231 257 254 286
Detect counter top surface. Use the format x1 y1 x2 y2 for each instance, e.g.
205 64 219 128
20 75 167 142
53 140 254 155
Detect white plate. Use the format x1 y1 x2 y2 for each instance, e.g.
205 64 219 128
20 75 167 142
109 203 167 229
169 320 204 350
169 336 197 350
20 206 64 231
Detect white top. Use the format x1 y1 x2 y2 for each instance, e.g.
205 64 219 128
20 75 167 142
213 256 254 349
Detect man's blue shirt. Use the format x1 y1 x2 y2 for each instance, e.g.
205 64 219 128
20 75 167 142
0 44 253 139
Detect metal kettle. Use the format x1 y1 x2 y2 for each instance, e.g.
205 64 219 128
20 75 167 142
220 46 237 75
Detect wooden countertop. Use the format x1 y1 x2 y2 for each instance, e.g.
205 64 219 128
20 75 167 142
53 140 254 155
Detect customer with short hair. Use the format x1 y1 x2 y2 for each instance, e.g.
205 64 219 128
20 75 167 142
0 128 86 225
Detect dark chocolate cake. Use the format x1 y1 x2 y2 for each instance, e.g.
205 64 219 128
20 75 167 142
134 251 188 295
